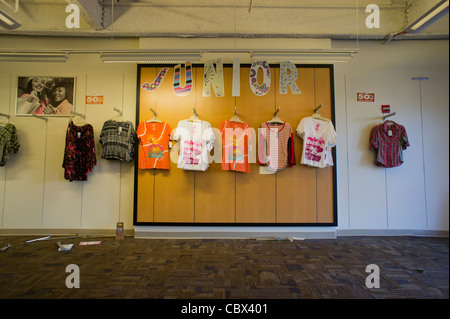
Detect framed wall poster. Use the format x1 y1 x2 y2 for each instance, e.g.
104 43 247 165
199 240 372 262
16 76 76 116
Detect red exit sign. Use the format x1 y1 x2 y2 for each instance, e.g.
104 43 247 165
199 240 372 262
357 93 375 102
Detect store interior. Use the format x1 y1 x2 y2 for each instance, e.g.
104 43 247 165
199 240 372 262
0 1 448 240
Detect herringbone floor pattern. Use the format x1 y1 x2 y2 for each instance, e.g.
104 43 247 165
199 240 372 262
0 235 448 299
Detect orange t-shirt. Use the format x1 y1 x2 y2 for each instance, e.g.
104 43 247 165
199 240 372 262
219 120 251 173
136 121 172 169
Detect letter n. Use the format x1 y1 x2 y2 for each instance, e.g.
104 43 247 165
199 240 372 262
203 59 225 97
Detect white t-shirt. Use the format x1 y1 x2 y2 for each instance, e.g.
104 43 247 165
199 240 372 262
296 116 336 168
172 119 215 171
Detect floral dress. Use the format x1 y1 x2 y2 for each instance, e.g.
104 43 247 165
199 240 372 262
63 121 97 181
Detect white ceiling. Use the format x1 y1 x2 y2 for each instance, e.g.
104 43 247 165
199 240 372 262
0 0 448 40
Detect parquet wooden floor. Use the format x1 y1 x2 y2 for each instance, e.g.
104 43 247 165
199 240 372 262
0 235 448 300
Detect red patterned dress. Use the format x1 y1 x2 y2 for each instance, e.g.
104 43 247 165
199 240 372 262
63 121 97 181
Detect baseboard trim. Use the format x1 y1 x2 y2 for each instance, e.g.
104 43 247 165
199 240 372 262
1 228 447 239
134 231 337 240
0 228 135 237
336 229 449 238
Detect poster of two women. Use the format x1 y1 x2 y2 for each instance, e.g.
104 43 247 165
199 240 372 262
16 76 75 116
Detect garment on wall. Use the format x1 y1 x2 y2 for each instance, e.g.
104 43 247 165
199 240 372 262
0 123 20 166
296 116 336 168
136 120 172 169
219 120 252 173
369 120 409 168
62 121 97 181
172 119 215 171
100 120 136 162
258 121 295 171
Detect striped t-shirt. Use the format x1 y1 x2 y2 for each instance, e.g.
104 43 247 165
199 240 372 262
258 122 295 171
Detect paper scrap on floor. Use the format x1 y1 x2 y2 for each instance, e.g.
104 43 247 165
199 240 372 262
79 241 102 246
1 244 11 251
57 241 73 251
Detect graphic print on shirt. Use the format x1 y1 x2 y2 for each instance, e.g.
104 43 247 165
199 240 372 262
148 144 164 158
182 140 202 165
181 122 203 166
229 145 245 162
305 136 325 163
224 133 245 163
315 123 320 132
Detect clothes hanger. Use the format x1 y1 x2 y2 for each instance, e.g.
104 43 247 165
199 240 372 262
69 111 86 125
230 104 243 123
147 106 162 123
188 107 201 122
267 107 284 124
311 104 330 122
383 112 396 125
111 107 124 121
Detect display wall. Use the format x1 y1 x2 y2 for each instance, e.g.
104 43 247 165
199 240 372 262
134 64 337 225
0 37 447 237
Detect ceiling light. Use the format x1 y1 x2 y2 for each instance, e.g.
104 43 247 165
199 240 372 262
0 53 68 62
101 53 202 63
0 0 19 13
251 50 356 63
404 0 449 33
0 9 21 29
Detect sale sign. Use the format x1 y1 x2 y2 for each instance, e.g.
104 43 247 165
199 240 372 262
86 96 103 104
381 105 390 113
357 93 375 102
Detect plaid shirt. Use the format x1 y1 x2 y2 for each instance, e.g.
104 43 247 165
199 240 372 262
100 120 136 161
369 121 409 168
0 123 20 166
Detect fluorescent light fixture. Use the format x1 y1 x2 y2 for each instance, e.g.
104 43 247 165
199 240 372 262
251 50 356 63
0 9 21 30
404 0 449 33
101 53 202 63
0 53 68 62
0 0 19 13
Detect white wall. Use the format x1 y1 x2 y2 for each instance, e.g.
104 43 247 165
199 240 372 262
0 36 448 236
334 39 449 233
0 37 138 233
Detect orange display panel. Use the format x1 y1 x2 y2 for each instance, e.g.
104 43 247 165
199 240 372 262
134 64 336 226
